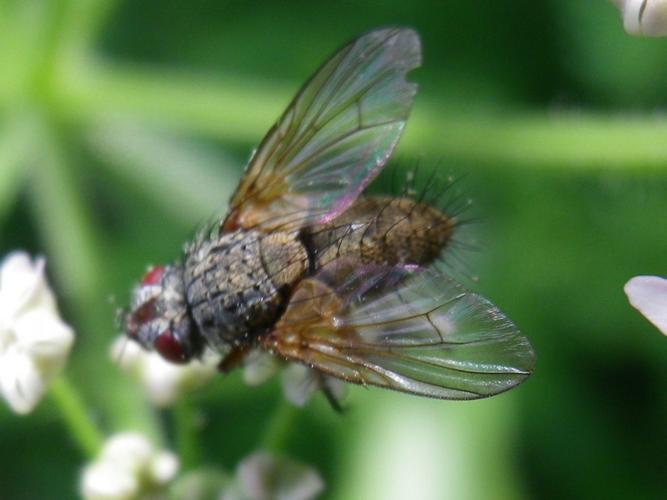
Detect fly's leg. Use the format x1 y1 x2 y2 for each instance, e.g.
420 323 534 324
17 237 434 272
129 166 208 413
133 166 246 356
318 372 344 414
217 346 250 373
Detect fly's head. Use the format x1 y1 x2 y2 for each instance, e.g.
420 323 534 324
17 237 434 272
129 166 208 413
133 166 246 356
125 264 202 363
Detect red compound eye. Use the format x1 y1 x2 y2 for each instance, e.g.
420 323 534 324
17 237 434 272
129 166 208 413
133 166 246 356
141 266 165 286
127 298 158 338
154 330 188 364
132 298 158 324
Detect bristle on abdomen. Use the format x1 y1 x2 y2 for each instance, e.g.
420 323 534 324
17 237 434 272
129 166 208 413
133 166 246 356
306 196 454 269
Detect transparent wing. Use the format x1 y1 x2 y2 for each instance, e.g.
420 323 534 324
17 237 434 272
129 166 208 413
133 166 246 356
262 260 535 400
223 27 421 232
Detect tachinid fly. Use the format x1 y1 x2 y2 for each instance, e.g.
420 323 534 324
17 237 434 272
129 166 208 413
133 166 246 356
124 28 535 401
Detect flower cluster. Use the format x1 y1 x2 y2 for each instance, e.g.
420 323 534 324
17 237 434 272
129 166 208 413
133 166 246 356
611 0 667 36
221 451 324 500
0 252 74 414
80 432 179 500
111 336 220 407
80 435 324 500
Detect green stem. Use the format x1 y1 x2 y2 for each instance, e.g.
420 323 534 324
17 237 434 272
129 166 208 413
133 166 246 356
49 374 105 459
259 399 299 453
172 399 201 471
0 113 31 221
56 62 667 171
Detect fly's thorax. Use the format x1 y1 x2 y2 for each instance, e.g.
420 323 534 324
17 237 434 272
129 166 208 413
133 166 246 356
306 196 454 268
183 229 308 350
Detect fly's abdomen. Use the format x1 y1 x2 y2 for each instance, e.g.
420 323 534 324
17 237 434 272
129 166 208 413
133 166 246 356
307 196 454 269
184 230 307 349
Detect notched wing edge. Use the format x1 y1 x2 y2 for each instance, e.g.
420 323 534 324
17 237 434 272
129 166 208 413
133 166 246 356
222 27 422 233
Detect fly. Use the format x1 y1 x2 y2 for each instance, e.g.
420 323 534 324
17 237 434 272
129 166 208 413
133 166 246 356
124 27 535 401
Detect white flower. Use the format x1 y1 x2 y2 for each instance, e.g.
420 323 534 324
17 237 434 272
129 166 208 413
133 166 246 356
0 251 74 414
625 275 667 335
611 0 667 36
243 350 346 408
111 336 220 407
242 349 282 386
80 432 179 500
280 363 346 408
221 452 324 500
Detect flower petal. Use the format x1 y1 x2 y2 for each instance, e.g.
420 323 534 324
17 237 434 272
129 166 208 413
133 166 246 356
149 451 180 485
81 432 179 499
80 461 139 500
112 336 219 407
12 308 74 360
173 468 232 500
243 349 281 386
237 452 324 500
614 0 667 36
101 432 153 473
280 364 319 407
109 336 144 372
276 467 325 500
142 350 218 407
0 252 56 321
625 275 667 335
0 349 46 414
142 354 192 407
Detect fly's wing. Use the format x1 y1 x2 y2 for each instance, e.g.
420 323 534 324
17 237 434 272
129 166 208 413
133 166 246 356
262 260 535 400
222 28 421 233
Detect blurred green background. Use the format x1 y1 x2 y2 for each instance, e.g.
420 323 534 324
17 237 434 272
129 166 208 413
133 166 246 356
1 0 667 499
